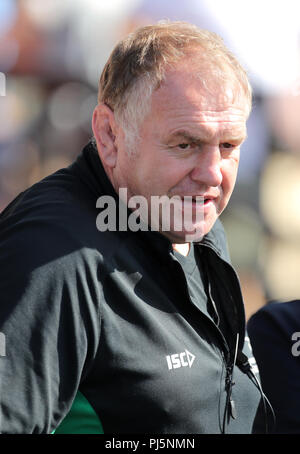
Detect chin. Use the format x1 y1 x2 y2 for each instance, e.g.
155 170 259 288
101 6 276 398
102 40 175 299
160 215 218 243
162 227 205 244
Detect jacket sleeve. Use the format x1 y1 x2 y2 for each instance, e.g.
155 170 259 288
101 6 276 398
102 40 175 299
0 220 101 434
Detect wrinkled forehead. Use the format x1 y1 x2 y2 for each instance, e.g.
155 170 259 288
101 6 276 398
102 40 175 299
154 56 250 116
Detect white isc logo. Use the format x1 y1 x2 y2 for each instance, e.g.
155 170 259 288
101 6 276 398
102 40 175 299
166 350 195 370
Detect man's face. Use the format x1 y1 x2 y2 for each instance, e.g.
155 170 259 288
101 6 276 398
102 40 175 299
112 63 249 243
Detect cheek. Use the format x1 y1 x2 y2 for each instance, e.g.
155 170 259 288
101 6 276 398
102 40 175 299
221 160 239 194
149 161 191 194
133 161 171 197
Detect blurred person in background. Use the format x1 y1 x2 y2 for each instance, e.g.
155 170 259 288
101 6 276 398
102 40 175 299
0 21 267 434
0 0 139 211
248 300 300 433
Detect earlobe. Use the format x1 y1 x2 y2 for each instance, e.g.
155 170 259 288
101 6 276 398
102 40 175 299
92 104 118 168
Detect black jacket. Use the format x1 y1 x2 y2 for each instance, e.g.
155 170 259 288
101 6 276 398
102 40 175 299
248 300 300 433
0 142 261 434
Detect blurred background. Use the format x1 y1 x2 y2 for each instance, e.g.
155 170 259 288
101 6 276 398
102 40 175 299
1 0 300 320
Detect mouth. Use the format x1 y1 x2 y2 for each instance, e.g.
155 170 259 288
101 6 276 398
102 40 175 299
179 195 215 205
203 197 213 205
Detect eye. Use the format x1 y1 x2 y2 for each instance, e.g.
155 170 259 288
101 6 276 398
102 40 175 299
221 142 235 149
178 143 190 150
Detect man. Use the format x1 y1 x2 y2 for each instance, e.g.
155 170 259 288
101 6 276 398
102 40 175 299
0 21 262 434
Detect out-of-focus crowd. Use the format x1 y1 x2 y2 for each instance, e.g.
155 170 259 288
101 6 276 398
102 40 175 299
1 0 300 319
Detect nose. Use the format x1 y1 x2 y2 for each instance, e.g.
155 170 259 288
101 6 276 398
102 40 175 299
190 146 222 187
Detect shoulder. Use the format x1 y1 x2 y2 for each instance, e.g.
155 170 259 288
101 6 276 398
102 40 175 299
0 173 104 340
1 165 120 255
1 166 94 228
248 300 300 348
248 300 300 335
0 167 133 295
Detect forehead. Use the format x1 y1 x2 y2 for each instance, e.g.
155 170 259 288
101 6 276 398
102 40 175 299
144 64 249 139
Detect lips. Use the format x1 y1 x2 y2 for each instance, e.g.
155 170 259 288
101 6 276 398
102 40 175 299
179 195 216 203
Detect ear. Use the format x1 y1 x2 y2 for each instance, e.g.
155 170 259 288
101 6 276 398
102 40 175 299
92 103 119 169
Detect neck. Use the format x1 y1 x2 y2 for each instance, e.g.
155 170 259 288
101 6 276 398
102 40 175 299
172 243 190 256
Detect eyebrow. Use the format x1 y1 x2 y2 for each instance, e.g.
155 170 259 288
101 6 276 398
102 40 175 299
167 129 247 144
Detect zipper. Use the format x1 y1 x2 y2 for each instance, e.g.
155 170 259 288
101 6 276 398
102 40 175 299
171 249 242 433
206 271 220 327
171 254 231 358
223 333 239 432
198 244 246 431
